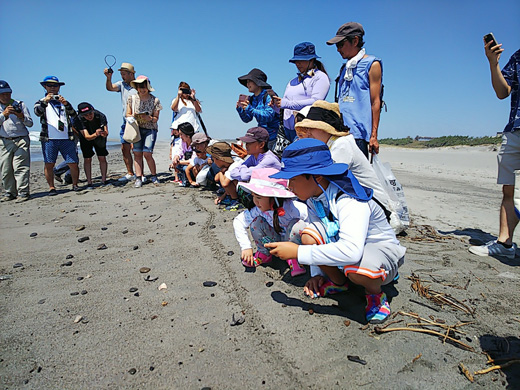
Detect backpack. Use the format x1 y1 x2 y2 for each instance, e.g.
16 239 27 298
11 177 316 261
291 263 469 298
334 63 387 112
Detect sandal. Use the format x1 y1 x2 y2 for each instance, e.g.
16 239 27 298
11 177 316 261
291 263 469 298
48 188 58 196
252 251 272 267
306 280 349 298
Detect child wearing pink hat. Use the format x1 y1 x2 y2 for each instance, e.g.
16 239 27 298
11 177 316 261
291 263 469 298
233 168 308 276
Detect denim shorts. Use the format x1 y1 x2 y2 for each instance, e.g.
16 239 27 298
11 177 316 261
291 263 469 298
42 139 79 164
133 128 157 153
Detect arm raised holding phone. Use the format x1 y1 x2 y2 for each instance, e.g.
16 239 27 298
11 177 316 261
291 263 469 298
483 33 511 99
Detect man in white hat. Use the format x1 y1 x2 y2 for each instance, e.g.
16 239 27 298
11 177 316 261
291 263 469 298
104 62 137 181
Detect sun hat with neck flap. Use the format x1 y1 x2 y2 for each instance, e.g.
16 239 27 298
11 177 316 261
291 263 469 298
295 100 350 136
270 138 372 202
237 168 295 199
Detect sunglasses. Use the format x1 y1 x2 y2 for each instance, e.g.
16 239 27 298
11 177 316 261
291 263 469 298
45 84 59 88
335 39 348 49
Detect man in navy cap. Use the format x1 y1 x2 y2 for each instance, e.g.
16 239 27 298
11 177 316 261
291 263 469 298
0 80 33 202
327 22 383 158
34 76 80 195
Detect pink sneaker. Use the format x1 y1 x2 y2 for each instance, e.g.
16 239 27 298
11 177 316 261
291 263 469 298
252 251 272 267
287 259 306 276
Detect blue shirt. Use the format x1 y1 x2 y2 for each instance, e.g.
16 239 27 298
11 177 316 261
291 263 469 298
236 89 279 140
502 49 520 133
338 55 382 142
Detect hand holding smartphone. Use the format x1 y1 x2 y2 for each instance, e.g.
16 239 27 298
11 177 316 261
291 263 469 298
483 32 497 48
238 94 248 103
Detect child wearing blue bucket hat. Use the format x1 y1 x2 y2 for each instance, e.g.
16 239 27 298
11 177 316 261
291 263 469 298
265 138 405 324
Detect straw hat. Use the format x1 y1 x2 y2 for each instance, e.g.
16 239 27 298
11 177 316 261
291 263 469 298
294 100 349 136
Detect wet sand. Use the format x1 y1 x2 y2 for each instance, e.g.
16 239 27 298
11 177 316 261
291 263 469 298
1 143 519 389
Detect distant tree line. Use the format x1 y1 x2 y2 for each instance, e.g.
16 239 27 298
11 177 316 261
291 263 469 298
379 135 501 148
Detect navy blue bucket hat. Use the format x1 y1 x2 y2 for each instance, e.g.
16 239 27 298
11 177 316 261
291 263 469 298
289 42 320 63
270 138 372 201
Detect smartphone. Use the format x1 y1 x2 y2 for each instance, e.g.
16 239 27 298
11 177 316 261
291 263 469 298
483 32 497 48
239 94 248 103
181 88 191 94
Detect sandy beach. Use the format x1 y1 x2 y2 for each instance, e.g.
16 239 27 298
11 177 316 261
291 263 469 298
1 142 519 389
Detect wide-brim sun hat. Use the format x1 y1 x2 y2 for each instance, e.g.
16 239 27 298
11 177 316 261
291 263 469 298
289 42 320 63
270 138 372 202
237 168 295 199
238 68 272 89
40 75 65 87
131 75 155 91
295 100 349 137
207 142 234 164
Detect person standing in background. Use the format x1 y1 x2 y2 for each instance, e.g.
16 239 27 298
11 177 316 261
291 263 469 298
104 62 137 182
0 80 33 202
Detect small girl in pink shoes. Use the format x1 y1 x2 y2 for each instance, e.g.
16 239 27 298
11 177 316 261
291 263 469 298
233 168 308 277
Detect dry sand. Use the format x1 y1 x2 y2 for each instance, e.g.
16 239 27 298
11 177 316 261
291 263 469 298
1 142 519 390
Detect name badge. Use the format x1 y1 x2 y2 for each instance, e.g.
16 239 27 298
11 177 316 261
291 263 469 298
342 96 355 103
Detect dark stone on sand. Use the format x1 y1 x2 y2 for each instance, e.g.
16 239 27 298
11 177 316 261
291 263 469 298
133 246 139 250
140 267 151 273
265 282 273 287
61 261 73 267
122 229 128 234
81 290 87 295
70 292 79 296
134 292 140 297
66 254 74 259
97 244 107 250
78 236 89 243
203 281 217 287
209 225 216 229
13 263 23 268
210 293 215 297
77 277 84 281
30 232 37 237
38 299 46 304
129 287 138 293
101 227 108 231
148 239 154 243
189 221 196 226
149 366 155 371
128 368 136 375
227 251 234 256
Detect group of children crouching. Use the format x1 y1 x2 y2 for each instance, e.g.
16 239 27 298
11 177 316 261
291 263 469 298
169 101 406 324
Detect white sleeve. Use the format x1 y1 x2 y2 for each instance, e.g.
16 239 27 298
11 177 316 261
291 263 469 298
297 197 370 267
233 209 259 251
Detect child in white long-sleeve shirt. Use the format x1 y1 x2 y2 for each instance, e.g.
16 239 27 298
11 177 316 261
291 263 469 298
265 139 405 324
233 168 308 276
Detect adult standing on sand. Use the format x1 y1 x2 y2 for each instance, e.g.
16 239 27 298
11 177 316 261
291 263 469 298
327 22 383 158
104 62 137 182
34 76 80 194
0 80 33 202
469 40 520 259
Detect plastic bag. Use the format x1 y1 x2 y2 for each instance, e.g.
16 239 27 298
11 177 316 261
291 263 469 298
196 164 210 186
371 154 410 232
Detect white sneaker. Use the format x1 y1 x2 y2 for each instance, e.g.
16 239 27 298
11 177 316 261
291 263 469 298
118 174 136 182
468 240 517 259
142 176 148 184
134 178 142 188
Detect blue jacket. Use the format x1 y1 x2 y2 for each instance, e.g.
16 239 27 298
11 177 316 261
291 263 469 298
236 89 279 141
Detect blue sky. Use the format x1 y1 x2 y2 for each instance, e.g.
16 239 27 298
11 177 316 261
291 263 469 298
2 0 519 142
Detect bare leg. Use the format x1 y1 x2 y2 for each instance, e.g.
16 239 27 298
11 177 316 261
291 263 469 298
497 185 518 245
121 143 134 175
143 152 156 176
84 158 92 184
68 163 79 186
98 156 108 182
44 162 56 190
133 151 144 178
348 273 383 294
221 176 238 199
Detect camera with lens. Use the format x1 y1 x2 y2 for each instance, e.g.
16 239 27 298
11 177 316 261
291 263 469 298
11 101 22 113
181 88 191 95
52 95 60 100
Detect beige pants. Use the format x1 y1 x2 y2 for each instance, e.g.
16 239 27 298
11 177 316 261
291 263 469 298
0 136 30 197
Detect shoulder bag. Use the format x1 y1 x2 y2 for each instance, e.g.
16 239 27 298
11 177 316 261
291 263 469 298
123 95 141 143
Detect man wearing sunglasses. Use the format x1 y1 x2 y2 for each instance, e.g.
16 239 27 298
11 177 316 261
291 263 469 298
34 76 80 194
327 22 383 159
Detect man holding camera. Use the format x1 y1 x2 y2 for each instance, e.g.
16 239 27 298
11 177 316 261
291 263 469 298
0 80 33 202
34 76 80 194
469 40 520 259
104 62 137 182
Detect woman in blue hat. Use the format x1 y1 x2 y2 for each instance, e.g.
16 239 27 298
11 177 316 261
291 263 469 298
265 138 405 324
271 42 330 143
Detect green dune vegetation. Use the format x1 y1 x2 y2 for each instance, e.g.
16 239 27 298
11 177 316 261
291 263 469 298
379 135 501 148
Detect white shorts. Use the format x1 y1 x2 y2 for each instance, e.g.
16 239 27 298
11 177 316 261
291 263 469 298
497 132 520 185
302 222 404 284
